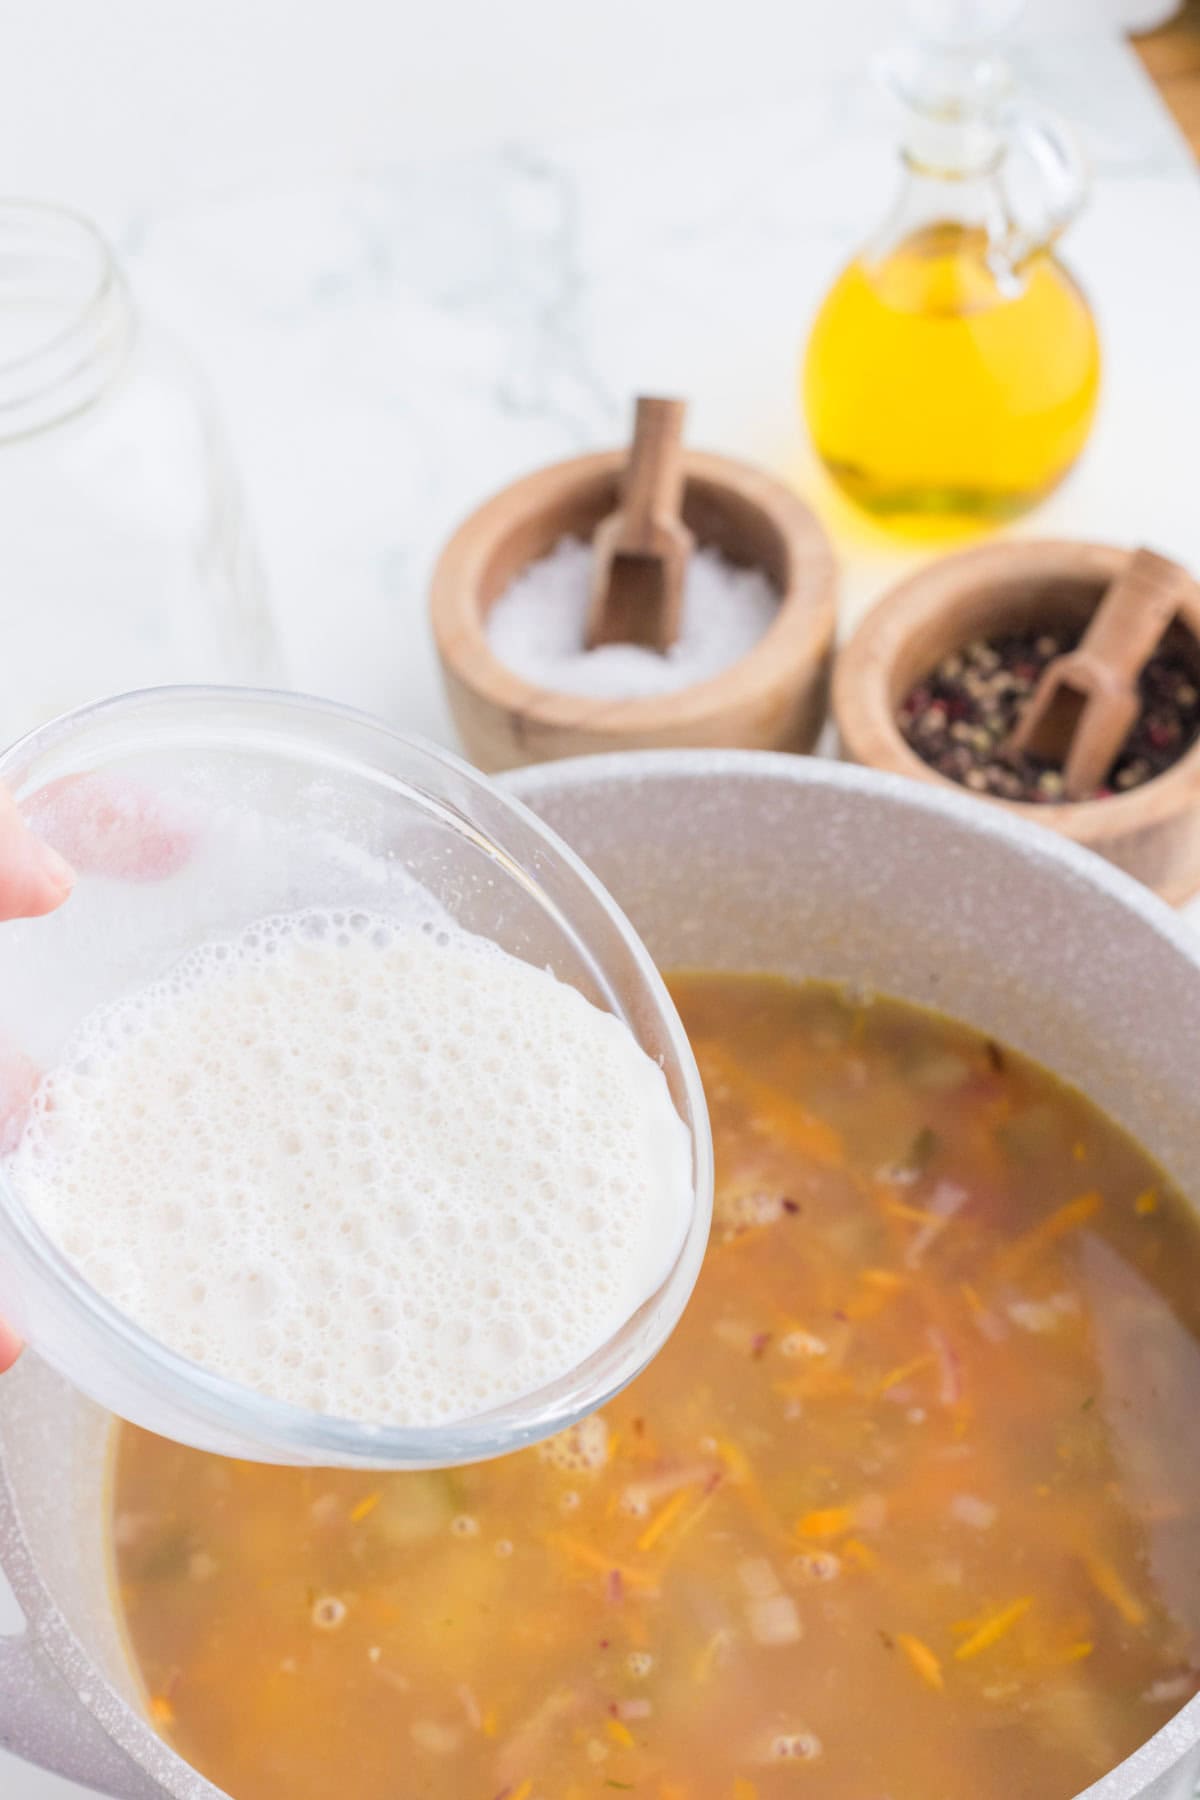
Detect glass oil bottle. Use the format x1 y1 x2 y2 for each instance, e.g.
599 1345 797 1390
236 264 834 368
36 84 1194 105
802 14 1101 529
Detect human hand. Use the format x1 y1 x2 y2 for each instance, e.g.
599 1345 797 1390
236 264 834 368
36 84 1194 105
0 788 76 1370
0 786 75 919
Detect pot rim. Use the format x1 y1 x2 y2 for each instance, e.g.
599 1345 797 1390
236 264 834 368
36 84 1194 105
511 745 1200 947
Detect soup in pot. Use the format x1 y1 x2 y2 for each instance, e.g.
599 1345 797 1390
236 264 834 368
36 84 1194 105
111 975 1200 1800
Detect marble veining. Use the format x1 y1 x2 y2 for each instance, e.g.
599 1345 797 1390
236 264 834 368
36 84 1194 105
110 28 1200 758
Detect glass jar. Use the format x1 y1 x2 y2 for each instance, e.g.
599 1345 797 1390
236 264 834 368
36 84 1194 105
0 202 279 743
802 2 1101 529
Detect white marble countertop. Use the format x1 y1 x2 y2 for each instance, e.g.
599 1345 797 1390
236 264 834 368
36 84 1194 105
2 2 1199 1794
115 13 1200 751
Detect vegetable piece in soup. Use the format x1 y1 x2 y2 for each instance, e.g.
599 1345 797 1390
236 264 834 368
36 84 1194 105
111 976 1200 1800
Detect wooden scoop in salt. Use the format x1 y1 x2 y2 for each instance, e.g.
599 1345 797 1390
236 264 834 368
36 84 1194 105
585 395 695 653
1004 547 1194 800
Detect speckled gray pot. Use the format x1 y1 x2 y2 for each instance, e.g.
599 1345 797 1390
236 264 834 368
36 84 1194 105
2 751 1200 1800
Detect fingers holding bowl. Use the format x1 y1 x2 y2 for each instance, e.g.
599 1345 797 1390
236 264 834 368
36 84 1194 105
24 774 194 884
0 770 198 1379
0 784 79 1375
0 788 75 920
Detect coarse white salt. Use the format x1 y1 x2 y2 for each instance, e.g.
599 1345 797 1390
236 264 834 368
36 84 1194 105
485 536 778 699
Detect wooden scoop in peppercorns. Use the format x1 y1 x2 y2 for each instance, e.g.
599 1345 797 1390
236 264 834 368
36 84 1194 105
1004 548 1197 801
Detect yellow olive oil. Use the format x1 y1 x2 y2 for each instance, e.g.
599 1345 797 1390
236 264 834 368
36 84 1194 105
803 222 1101 527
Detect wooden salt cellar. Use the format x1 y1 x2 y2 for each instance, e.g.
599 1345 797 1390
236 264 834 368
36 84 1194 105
431 448 837 772
834 540 1200 904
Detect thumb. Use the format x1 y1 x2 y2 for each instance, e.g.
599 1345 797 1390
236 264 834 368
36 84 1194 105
0 788 75 920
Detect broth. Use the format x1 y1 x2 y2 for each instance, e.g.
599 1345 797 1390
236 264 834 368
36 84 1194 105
112 976 1200 1800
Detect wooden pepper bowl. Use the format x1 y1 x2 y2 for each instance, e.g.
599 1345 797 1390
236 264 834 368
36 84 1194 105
834 539 1200 904
430 448 837 772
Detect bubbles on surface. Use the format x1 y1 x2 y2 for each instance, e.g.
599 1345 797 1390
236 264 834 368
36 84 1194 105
767 1732 822 1763
538 1415 610 1473
311 1596 347 1631
5 907 695 1427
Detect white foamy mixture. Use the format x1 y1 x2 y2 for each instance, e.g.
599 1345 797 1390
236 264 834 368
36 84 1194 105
5 911 694 1426
486 536 778 698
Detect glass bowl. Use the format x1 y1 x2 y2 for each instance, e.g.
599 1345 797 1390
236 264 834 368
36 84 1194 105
0 686 712 1467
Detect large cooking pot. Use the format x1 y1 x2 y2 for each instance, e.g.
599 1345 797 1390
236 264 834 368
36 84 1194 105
2 749 1200 1800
